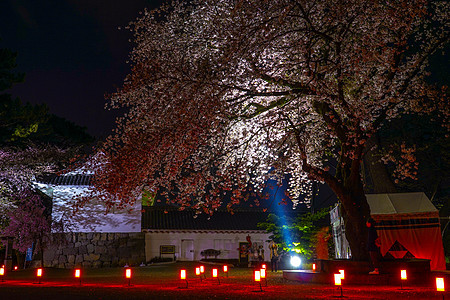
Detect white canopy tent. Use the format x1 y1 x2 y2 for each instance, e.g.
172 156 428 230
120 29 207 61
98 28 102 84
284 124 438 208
331 192 446 270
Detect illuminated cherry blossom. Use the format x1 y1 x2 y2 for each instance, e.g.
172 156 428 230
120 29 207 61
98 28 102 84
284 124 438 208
94 0 449 260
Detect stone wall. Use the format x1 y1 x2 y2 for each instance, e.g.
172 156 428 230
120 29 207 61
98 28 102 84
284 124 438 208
43 232 145 268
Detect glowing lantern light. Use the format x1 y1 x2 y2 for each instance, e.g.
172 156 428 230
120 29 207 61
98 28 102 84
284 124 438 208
0 267 4 282
334 273 344 297
223 265 228 278
74 269 82 286
261 264 266 269
14 266 18 271
179 269 188 289
399 269 407 290
436 277 445 292
260 268 267 287
195 267 202 282
312 263 316 271
199 265 206 279
254 270 263 292
254 270 261 282
339 269 345 280
334 274 342 286
35 268 43 284
125 268 132 286
212 268 220 284
401 270 407 280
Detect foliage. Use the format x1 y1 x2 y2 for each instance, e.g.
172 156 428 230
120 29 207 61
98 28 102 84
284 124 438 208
379 114 450 205
94 0 449 259
258 207 330 260
0 46 93 147
0 47 24 92
0 189 51 253
0 46 93 250
0 96 94 147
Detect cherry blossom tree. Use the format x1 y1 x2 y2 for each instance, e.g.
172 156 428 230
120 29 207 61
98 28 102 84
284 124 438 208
95 0 449 260
0 189 51 254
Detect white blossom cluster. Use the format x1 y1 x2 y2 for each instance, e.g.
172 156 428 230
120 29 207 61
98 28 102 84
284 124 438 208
94 0 448 218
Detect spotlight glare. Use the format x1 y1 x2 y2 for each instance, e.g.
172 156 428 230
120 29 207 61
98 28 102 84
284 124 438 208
290 256 301 268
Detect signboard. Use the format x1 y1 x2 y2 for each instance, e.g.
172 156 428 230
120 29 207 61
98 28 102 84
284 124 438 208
26 244 34 262
160 245 175 255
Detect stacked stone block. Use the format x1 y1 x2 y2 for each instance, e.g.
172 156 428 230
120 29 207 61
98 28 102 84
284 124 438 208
43 232 145 268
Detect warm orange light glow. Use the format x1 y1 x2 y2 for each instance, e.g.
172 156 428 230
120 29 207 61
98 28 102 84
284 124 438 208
254 270 261 282
37 268 43 277
339 269 345 280
75 269 81 278
334 273 342 286
261 264 266 269
14 266 18 271
180 269 186 280
0 267 4 276
436 277 445 292
212 268 218 278
312 263 316 271
200 265 205 273
195 267 200 276
223 265 228 272
260 268 266 279
401 270 407 280
125 268 132 279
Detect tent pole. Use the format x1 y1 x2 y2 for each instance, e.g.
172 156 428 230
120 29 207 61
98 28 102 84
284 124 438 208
441 217 450 239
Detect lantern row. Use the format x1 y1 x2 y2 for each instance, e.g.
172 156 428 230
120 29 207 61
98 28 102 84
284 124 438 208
0 265 446 294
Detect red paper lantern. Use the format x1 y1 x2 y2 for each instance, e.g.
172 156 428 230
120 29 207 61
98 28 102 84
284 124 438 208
180 269 186 280
436 277 445 292
334 273 342 286
254 270 261 282
401 270 407 280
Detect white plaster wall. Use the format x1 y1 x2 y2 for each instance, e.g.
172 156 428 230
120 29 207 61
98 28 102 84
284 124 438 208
34 182 141 233
145 231 272 262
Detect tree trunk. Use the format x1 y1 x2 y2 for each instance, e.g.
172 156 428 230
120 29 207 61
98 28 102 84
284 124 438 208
363 134 397 193
329 174 371 261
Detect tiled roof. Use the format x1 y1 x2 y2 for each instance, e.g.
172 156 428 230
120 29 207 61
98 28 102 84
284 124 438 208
36 174 92 186
141 206 270 231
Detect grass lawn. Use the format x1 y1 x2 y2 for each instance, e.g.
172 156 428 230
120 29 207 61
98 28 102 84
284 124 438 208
0 261 448 299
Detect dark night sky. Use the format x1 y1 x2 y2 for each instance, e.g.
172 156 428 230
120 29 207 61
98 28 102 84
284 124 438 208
1 0 164 138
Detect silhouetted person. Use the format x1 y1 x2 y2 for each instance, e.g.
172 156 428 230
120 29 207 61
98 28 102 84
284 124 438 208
269 241 278 272
367 217 381 274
